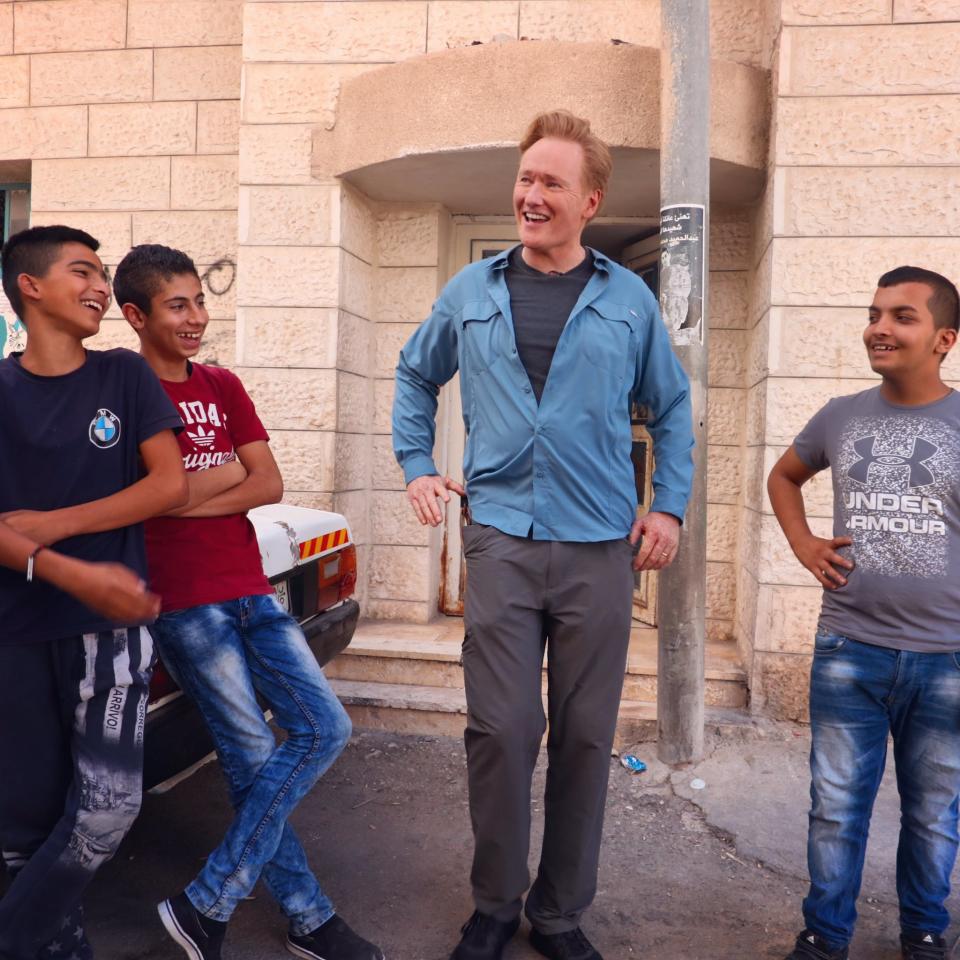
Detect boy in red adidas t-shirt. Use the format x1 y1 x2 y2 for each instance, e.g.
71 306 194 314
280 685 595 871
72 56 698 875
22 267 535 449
115 245 382 960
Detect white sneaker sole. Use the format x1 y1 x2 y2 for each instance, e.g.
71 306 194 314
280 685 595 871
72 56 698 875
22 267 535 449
158 899 206 960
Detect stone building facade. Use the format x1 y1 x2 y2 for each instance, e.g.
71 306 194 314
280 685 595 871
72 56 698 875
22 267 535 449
0 0 957 720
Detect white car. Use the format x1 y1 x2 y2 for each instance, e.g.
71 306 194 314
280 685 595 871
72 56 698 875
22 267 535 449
144 504 359 789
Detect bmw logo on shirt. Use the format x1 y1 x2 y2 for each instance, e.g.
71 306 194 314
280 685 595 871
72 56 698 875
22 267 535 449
89 408 121 449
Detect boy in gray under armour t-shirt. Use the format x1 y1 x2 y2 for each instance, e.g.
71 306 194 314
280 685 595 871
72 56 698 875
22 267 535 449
768 266 960 960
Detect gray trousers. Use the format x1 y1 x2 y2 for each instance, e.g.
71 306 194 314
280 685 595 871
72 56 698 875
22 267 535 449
461 524 634 934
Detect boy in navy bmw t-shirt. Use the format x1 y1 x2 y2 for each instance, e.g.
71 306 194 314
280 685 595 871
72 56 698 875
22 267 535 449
0 226 187 960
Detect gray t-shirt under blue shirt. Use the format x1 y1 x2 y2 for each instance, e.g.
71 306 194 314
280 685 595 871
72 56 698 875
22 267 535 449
794 386 960 652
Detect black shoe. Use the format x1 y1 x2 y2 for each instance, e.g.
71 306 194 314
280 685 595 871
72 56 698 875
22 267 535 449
784 930 849 960
287 915 384 960
158 893 227 960
530 927 602 960
901 930 949 960
449 911 520 960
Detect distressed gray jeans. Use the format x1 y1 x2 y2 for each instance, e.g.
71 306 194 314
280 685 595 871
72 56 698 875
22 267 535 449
0 628 153 959
461 524 634 935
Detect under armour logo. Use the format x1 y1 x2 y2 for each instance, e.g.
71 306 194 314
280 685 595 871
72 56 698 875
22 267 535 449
848 435 938 488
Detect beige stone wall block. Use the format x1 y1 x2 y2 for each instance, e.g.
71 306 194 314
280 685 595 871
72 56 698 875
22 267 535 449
286 491 335 512
127 0 242 46
779 167 960 238
340 186 377 265
376 267 439 324
240 368 337 431
709 271 748 330
239 124 313 186
428 1 519 51
239 185 337 246
706 561 736 620
375 322 418 379
378 208 441 268
31 50 152 106
333 489 370 544
198 101 240 155
745 311 769 388
781 0 891 24
706 503 739 563
14 0 126 53
708 445 742 505
371 490 430 547
237 307 338 368
742 446 765 514
783 23 960 97
89 102 197 157
707 328 747 389
766 377 871 446
197 260 237 320
894 0 960 20
519 0 659 44
778 96 960 166
738 505 762 579
171 155 239 210
341 253 374 320
243 1 427 62
773 237 960 306
372 434 405 489
32 156 170 210
89 319 139 353
761 512 833 586
748 243 773 327
132 212 237 265
335 432 371 491
710 0 764 66
238 245 339 309
31 211 131 261
337 371 373 434
368 545 431 601
735 565 759 661
195 320 236 366
746 380 766 446
363 597 433 624
0 106 85 161
751 652 810 722
373 381 395 436
0 56 28 108
337 310 373 377
769 307 878 380
0 4 11 56
154 46 242 102
755 583 822 654
707 387 746 448
709 207 752 272
270 429 336 492
243 62 370 127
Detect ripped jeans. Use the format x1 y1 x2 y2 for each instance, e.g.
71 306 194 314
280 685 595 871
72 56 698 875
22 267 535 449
0 628 154 960
152 594 351 935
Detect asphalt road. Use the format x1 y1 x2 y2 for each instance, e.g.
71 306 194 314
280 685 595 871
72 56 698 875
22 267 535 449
6 727 957 959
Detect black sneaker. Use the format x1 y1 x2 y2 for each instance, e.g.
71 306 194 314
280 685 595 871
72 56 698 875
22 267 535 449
901 930 948 959
530 927 602 960
287 915 384 960
449 911 520 960
158 892 227 960
784 930 849 960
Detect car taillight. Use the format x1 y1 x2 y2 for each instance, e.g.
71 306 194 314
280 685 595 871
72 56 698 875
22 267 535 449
316 543 357 609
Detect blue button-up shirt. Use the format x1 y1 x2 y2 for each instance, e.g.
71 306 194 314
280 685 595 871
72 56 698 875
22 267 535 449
392 246 694 542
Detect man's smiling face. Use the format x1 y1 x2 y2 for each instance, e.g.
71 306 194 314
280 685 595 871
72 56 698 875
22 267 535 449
513 137 600 262
32 242 110 338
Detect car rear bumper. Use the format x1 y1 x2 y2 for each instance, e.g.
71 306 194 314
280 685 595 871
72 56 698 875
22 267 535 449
143 599 360 791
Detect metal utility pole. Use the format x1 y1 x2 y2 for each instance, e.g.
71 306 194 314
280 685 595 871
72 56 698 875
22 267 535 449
657 0 709 765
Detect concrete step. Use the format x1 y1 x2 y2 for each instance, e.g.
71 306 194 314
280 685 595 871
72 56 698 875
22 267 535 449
326 619 748 709
328 678 753 750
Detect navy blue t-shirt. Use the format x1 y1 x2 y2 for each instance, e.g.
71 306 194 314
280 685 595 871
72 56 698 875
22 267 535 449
0 348 182 645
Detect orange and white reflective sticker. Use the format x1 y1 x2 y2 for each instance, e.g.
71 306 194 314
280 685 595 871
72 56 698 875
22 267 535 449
299 527 349 560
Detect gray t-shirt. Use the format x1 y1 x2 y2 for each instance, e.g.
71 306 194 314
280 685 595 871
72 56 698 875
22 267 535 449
794 386 960 652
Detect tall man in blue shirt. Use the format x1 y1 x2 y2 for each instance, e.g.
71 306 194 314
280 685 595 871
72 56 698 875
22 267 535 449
392 111 694 960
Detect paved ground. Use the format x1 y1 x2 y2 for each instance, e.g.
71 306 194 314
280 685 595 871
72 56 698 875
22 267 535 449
10 722 960 959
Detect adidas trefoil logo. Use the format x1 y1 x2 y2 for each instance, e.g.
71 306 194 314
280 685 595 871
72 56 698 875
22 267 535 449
187 424 217 449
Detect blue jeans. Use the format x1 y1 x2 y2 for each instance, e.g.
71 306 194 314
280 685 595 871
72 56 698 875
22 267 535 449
804 631 960 948
152 594 352 934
